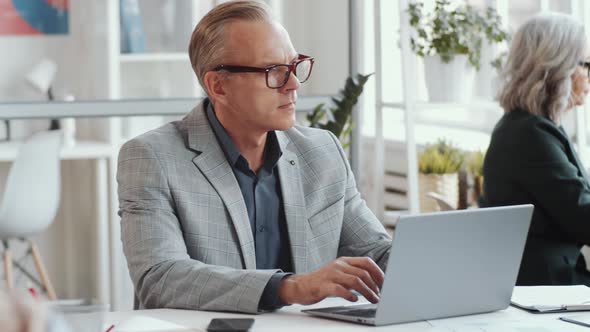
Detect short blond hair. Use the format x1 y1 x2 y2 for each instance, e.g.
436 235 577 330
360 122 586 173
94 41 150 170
498 13 586 121
188 1 273 94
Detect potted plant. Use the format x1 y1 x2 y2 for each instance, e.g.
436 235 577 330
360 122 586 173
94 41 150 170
307 73 372 150
407 0 509 102
466 150 485 204
418 139 464 212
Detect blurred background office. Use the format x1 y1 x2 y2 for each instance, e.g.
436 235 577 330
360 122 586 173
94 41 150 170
0 0 589 312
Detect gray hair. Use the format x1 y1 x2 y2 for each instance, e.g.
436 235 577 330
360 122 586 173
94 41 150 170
188 1 273 95
498 12 586 121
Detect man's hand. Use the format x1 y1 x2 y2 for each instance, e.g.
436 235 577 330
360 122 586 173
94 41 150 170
278 257 384 305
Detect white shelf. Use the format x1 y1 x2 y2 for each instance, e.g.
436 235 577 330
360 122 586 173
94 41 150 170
0 99 200 119
0 96 332 120
380 100 502 111
119 53 189 63
0 140 113 162
382 122 492 152
413 100 502 111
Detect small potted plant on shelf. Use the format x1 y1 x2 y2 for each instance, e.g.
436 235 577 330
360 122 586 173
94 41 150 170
418 139 464 212
466 150 485 204
406 0 509 102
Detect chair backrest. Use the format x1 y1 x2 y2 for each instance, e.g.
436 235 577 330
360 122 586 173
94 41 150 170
0 130 62 238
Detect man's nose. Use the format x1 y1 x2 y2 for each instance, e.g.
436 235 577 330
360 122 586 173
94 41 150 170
282 71 301 91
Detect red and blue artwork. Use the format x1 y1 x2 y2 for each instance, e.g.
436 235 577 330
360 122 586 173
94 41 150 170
0 0 69 35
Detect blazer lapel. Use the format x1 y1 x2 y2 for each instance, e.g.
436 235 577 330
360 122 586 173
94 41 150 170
276 131 309 273
185 102 256 269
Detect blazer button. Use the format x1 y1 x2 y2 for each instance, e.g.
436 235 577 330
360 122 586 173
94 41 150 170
290 160 295 165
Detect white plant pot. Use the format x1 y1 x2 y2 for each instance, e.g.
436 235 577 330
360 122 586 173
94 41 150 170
418 173 459 213
423 55 475 103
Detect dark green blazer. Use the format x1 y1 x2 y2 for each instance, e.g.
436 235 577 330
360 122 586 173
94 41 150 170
479 109 590 285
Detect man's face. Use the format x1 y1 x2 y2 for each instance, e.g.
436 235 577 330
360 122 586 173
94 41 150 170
216 20 301 132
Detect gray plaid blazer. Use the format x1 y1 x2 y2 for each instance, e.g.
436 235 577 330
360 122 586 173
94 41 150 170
117 100 392 313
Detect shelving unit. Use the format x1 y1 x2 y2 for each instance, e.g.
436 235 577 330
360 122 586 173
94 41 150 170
373 0 512 217
106 0 213 146
373 0 590 220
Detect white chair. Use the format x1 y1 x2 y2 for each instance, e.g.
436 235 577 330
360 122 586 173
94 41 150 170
0 130 62 299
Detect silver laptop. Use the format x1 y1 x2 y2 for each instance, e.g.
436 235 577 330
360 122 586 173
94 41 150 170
302 205 533 326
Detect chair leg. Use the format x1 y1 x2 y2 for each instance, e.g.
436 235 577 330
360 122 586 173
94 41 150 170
3 247 13 290
30 241 57 300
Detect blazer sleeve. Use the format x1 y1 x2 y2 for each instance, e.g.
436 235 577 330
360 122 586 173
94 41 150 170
518 124 590 244
117 139 277 313
326 133 392 271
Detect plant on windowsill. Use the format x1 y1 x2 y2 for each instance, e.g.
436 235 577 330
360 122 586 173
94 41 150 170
406 0 509 102
418 139 464 212
466 150 485 204
307 73 373 150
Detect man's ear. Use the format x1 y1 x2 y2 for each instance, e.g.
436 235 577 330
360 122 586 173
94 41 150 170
204 71 227 103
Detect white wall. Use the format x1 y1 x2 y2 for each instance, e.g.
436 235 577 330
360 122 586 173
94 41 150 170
282 0 349 96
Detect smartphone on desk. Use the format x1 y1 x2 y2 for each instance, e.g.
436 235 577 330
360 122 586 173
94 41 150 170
206 318 255 332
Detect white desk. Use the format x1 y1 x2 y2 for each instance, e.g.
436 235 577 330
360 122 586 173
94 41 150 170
0 140 114 305
99 297 589 332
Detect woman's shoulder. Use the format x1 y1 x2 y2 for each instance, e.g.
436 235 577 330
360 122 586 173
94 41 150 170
494 109 565 143
488 109 570 164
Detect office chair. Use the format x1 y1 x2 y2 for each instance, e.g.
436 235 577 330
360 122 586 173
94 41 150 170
0 130 62 300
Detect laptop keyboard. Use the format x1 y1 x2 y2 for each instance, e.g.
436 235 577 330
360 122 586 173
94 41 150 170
338 308 377 318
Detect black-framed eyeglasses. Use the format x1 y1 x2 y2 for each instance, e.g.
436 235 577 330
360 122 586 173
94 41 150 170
212 54 315 89
579 61 590 78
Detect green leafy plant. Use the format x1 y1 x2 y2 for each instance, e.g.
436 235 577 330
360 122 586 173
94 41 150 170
466 150 485 177
418 139 464 174
407 0 509 71
490 50 508 72
307 73 372 149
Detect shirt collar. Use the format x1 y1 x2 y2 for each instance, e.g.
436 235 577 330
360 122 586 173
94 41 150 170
205 99 283 172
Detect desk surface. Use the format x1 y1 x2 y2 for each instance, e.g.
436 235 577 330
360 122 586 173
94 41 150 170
100 297 589 332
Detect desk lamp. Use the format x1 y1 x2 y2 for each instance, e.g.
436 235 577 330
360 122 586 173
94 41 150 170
25 59 60 130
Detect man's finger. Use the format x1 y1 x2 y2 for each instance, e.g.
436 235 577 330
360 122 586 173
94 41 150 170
336 273 380 303
342 265 381 296
344 257 385 286
329 284 358 302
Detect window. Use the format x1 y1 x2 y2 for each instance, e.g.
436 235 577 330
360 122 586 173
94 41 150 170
361 0 590 215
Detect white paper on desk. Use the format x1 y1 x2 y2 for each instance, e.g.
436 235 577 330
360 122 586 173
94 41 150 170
432 321 565 332
107 315 203 332
511 285 590 312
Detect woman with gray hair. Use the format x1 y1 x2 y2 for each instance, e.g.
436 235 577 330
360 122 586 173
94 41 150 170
480 12 590 285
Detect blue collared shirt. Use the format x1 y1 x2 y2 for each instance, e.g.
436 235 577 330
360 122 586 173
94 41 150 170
205 100 292 310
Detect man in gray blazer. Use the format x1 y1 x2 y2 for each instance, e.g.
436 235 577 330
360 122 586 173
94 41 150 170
117 0 392 314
